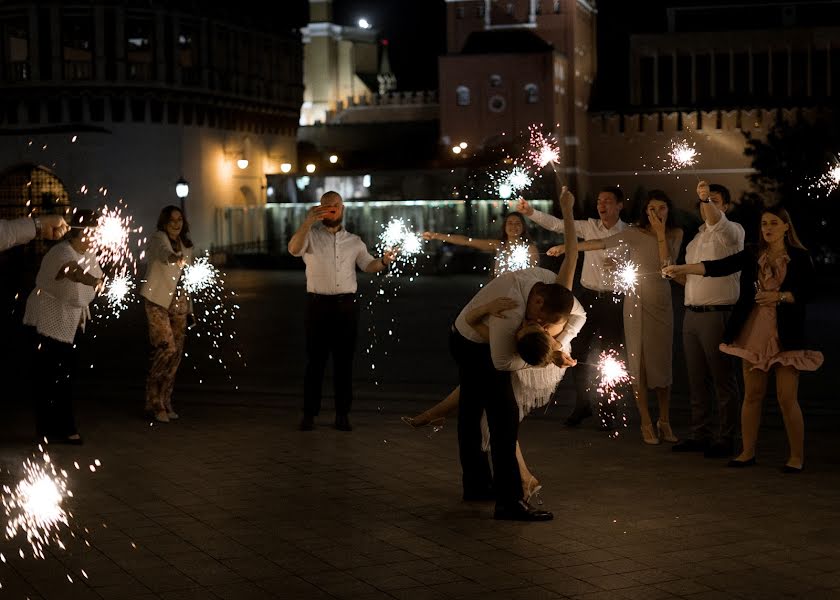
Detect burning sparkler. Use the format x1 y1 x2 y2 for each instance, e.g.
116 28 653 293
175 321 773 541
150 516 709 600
527 125 561 169
495 242 535 276
612 259 639 296
182 256 218 295
378 217 423 268
595 350 631 404
817 157 840 194
101 272 135 317
82 202 144 276
490 167 534 200
664 139 700 171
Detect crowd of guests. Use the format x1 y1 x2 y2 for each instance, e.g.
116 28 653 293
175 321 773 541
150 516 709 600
289 180 822 521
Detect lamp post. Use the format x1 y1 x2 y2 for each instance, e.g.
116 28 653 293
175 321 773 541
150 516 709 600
175 177 189 213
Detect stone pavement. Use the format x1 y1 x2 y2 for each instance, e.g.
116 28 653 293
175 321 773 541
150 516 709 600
0 270 838 600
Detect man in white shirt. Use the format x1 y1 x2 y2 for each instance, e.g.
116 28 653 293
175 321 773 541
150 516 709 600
518 187 628 428
289 191 394 432
0 215 70 251
453 186 583 522
671 182 744 458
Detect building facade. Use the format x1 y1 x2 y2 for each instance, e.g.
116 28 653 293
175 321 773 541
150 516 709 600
0 1 305 250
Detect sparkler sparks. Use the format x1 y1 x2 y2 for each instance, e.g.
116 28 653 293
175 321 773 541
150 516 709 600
101 272 135 317
85 202 144 275
495 242 535 276
490 167 534 199
817 158 840 194
595 350 631 404
527 125 561 168
665 140 699 171
377 217 424 268
613 259 639 296
2 452 70 559
181 256 218 294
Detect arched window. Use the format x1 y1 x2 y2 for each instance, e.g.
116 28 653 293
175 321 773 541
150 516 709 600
456 85 471 106
524 83 539 104
489 74 502 87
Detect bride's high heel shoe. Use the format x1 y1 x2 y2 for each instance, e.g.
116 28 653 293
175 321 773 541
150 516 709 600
656 420 678 443
524 477 543 505
641 423 660 445
401 416 445 429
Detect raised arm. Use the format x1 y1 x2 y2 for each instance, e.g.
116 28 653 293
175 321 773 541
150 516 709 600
546 238 605 257
288 206 332 256
555 185 578 289
423 231 500 251
464 297 518 340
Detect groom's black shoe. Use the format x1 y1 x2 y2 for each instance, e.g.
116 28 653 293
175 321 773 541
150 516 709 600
494 500 553 521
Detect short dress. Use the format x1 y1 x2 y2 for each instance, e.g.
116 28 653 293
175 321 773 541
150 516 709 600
720 253 823 372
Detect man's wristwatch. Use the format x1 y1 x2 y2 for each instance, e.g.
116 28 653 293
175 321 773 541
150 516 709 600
32 216 42 237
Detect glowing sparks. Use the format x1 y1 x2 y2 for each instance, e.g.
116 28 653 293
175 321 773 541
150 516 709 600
817 158 840 194
495 242 535 275
102 272 135 316
527 125 561 168
3 453 70 559
612 259 639 295
378 217 424 264
665 140 699 170
85 202 144 275
181 256 218 294
596 351 630 400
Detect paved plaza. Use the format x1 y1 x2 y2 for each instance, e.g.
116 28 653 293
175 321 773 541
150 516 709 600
1 270 839 600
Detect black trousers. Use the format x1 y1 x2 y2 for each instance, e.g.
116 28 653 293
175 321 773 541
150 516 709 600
571 288 626 414
303 293 359 417
31 331 78 439
450 328 522 505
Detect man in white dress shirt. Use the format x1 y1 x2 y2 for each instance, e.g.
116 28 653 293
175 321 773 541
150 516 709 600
0 215 70 251
289 191 394 432
671 182 744 458
518 187 628 428
453 187 584 522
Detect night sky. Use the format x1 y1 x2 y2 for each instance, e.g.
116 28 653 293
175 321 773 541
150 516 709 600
330 0 766 103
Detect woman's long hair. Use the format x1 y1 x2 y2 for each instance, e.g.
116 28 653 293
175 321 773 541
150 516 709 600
636 189 677 231
499 211 532 244
759 204 807 251
156 205 194 248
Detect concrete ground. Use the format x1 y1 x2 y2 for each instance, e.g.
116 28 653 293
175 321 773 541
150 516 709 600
0 270 838 600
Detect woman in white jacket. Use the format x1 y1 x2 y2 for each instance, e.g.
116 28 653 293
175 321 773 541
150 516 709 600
24 209 103 444
140 206 194 423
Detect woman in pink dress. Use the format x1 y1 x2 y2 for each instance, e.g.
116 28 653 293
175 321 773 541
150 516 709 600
664 205 822 472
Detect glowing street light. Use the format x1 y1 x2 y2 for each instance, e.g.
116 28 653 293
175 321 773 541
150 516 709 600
452 146 462 154
459 142 468 149
280 163 292 173
358 18 371 29
329 154 338 164
305 163 316 173
236 156 249 169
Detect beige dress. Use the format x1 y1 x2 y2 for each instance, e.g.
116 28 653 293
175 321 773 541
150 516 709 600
602 227 682 388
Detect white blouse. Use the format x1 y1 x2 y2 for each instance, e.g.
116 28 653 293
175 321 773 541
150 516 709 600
23 241 102 344
140 231 193 309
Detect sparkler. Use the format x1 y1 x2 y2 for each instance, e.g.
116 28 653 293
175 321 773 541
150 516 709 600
595 350 631 405
612 259 639 296
377 217 424 271
489 166 534 200
664 139 700 173
495 241 535 275
101 272 135 317
527 125 561 170
83 202 144 276
817 157 840 194
181 256 218 294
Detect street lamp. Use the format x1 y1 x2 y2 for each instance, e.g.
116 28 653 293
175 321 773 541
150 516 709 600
305 163 316 173
175 177 189 212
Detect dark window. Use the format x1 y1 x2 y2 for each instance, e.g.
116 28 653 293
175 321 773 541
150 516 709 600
89 97 105 121
715 53 731 101
676 54 692 105
182 103 193 125
456 85 470 106
524 83 539 103
456 6 465 18
5 101 19 125
26 100 40 123
68 97 83 121
489 74 502 87
790 51 807 99
47 98 62 123
111 97 125 122
150 99 164 123
477 5 485 17
195 104 205 126
831 48 840 97
657 54 674 106
126 16 153 80
167 101 180 124
62 13 94 80
5 18 29 82
695 54 711 105
812 48 828 99
771 50 787 97
130 98 145 122
754 52 769 98
639 56 655 106
733 52 749 99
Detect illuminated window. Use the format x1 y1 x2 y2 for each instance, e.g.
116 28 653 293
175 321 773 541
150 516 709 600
456 85 471 106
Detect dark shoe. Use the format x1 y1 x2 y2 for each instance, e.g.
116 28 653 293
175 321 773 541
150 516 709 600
299 415 315 431
782 464 804 473
704 441 734 459
564 407 592 428
727 457 756 468
494 500 553 521
334 415 352 431
672 438 710 453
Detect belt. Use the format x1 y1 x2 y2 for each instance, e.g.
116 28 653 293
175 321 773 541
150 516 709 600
307 292 355 300
686 305 734 313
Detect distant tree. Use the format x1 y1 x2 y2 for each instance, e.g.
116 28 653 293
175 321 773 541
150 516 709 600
743 110 840 267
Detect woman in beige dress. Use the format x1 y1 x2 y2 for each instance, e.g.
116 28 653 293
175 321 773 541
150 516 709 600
549 190 683 444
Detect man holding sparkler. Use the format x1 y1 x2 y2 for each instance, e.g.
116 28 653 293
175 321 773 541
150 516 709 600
289 191 395 432
452 185 583 521
0 214 70 251
670 181 744 458
517 187 628 429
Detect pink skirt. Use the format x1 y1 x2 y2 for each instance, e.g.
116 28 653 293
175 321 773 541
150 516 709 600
720 305 823 372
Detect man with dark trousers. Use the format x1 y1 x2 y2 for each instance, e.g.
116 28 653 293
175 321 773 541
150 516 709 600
671 181 744 457
453 185 583 521
518 187 628 428
289 191 394 432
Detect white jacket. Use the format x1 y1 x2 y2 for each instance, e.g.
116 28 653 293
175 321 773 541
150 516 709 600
140 231 193 309
23 241 102 344
0 217 36 251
